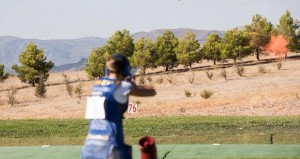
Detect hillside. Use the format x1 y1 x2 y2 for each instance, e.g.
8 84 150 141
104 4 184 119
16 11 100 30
0 36 106 71
0 54 299 119
52 58 87 72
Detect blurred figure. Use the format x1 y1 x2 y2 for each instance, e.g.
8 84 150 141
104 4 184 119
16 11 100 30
81 54 156 159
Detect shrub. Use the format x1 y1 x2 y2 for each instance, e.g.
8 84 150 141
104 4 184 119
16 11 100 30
166 71 178 84
188 71 195 84
35 74 46 98
258 65 266 73
156 75 164 84
74 82 83 103
236 65 245 76
220 69 227 80
146 76 153 86
6 86 18 107
0 64 9 82
138 76 145 85
135 100 141 105
0 86 2 105
62 73 73 97
179 107 186 113
205 70 213 80
277 60 282 70
200 89 213 99
184 90 192 97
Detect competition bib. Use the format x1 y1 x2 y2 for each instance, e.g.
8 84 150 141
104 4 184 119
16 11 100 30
85 96 106 119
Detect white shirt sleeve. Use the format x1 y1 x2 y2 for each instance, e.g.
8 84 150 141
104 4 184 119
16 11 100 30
113 81 134 104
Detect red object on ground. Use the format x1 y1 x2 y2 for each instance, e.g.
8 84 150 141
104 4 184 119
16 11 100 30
139 136 158 159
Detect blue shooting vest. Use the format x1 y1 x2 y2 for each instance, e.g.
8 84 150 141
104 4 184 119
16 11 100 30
81 77 131 159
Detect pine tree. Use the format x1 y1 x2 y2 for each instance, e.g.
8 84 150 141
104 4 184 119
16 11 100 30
12 42 54 86
154 30 179 71
131 38 156 74
177 31 201 68
276 10 300 53
245 14 273 60
201 33 222 65
221 28 252 62
85 46 107 79
105 29 135 57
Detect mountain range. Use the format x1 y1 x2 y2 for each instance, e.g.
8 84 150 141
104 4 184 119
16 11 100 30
0 28 225 72
132 28 224 44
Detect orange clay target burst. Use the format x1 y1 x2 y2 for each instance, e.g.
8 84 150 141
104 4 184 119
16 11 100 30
264 35 288 59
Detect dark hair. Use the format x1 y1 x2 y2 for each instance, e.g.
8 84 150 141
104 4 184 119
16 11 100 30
108 54 131 77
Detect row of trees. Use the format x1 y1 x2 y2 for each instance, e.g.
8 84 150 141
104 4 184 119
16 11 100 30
85 10 300 78
1 11 299 85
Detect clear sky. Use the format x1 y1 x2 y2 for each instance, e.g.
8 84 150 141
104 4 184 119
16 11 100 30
0 0 299 39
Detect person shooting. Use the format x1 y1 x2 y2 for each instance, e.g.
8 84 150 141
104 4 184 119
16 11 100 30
81 54 156 159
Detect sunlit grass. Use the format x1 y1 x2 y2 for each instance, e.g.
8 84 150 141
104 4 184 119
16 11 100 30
0 116 299 146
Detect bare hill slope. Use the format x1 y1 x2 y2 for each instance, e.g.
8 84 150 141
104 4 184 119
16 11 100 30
0 54 299 119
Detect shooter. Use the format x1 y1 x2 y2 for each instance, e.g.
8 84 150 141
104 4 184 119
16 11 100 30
81 54 156 159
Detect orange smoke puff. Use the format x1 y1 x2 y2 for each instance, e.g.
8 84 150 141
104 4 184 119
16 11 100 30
264 35 288 59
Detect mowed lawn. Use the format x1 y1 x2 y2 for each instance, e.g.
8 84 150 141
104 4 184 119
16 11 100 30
0 144 300 159
0 116 300 158
0 116 299 145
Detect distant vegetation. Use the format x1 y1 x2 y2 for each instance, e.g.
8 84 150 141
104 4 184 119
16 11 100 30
200 89 213 99
0 64 9 82
35 73 47 98
184 90 192 97
131 37 156 74
6 86 18 107
12 43 54 87
85 10 300 79
9 43 54 98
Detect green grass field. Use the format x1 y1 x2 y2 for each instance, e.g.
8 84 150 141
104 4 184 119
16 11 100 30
0 116 300 158
1 116 300 145
0 145 300 159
